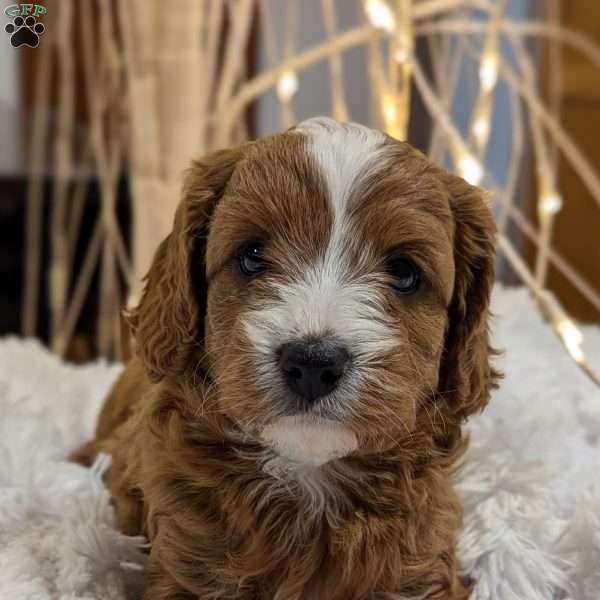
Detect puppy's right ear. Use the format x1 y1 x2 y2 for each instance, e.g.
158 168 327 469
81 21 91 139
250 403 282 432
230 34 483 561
127 147 243 382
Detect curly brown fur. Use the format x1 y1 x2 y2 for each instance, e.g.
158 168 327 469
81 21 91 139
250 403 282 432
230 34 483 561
75 119 499 600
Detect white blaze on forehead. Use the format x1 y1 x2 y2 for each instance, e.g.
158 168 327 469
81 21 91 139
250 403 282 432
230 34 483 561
295 117 387 221
261 415 358 466
296 117 389 283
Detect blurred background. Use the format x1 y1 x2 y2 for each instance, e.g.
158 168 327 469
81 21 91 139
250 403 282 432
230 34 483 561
0 0 598 379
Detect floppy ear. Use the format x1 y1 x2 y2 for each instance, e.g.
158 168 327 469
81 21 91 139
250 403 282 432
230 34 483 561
127 147 243 382
438 174 501 426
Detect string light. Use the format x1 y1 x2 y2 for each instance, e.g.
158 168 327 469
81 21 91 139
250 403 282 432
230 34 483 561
473 116 490 145
479 52 499 93
381 92 407 140
458 153 484 185
277 70 298 102
382 93 397 127
394 46 409 63
364 0 395 33
542 294 599 385
539 291 589 372
540 189 563 216
556 317 584 363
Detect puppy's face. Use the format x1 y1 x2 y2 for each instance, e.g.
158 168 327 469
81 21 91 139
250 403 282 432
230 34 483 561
204 120 460 463
131 118 497 467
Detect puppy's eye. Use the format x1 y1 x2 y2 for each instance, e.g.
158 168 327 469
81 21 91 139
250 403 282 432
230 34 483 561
238 242 267 277
386 255 421 295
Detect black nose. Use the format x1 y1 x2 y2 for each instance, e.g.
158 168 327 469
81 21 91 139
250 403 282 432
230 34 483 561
278 340 350 403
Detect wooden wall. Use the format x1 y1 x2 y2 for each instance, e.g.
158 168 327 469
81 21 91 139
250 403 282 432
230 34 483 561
540 2 600 322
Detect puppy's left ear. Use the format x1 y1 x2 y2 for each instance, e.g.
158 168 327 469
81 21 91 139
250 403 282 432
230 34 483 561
438 173 501 425
127 146 244 382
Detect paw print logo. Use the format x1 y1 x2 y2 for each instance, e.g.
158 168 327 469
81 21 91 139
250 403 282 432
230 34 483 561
5 15 45 48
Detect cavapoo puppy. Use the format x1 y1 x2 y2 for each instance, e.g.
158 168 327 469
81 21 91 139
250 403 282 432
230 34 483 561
74 118 499 599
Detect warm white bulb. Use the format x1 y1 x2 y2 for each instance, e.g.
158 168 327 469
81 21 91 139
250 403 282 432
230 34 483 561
479 53 499 92
365 0 395 33
540 191 563 216
277 70 298 102
394 46 408 63
458 154 484 185
382 94 397 125
556 318 584 363
473 117 490 142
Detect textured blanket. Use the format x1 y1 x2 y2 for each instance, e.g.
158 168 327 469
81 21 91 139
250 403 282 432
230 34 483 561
0 286 599 600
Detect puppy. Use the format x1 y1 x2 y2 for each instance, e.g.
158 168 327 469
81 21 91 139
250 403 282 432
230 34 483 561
77 118 499 599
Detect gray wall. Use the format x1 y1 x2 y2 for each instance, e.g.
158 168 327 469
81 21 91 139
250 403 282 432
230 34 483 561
0 41 22 175
257 0 373 135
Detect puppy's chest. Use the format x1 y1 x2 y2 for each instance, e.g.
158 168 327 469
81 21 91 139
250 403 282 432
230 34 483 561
204 489 404 599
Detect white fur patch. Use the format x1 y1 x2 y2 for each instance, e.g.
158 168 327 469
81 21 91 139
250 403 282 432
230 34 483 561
295 117 386 222
297 117 388 274
297 118 388 292
244 273 396 362
261 415 358 466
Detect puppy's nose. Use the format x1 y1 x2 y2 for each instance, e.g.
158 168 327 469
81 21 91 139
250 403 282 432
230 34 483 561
278 340 350 402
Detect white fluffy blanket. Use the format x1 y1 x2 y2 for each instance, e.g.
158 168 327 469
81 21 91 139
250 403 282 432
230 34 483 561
0 287 599 600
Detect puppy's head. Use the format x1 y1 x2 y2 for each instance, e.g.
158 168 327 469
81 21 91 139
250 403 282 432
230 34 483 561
129 118 498 466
